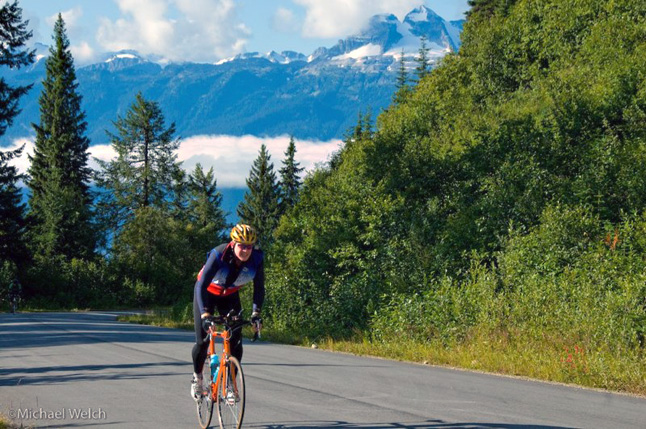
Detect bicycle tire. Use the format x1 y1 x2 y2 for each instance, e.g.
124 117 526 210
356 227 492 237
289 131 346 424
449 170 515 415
216 356 245 429
196 355 215 428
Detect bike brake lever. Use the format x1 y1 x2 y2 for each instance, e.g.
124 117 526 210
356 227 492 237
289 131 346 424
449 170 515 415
251 321 261 342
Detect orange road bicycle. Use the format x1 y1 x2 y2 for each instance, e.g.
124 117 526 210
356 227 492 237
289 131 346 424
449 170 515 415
196 311 260 429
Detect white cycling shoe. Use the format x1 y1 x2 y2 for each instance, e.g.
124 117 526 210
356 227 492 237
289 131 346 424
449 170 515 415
191 376 205 401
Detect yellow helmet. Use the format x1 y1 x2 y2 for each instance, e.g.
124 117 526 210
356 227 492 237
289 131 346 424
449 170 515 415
230 224 257 245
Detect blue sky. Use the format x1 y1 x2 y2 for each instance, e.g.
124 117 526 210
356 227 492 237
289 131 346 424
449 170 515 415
21 0 470 65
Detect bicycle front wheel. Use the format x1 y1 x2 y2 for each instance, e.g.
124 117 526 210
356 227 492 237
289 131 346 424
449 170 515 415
197 356 214 428
216 356 245 429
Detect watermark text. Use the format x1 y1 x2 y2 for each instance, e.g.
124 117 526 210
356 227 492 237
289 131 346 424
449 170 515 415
8 407 107 421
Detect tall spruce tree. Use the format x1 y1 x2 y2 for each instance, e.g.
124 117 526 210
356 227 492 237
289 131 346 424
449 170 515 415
170 167 189 221
415 35 430 82
95 92 181 236
188 163 225 229
0 1 34 136
278 136 303 215
0 1 34 271
27 14 94 260
187 163 227 250
237 144 280 247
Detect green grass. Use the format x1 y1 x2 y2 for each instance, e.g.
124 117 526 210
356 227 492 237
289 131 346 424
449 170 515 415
313 331 646 397
0 413 33 429
117 312 646 397
118 313 194 330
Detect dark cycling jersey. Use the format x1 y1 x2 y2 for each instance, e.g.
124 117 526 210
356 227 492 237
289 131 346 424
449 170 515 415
194 242 265 315
8 280 21 296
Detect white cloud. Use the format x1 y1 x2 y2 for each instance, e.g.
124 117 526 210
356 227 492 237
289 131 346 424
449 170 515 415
173 134 340 187
292 0 423 38
96 0 250 63
272 8 300 33
43 7 101 65
46 7 83 29
71 41 95 64
4 138 117 179
7 135 339 189
5 138 34 178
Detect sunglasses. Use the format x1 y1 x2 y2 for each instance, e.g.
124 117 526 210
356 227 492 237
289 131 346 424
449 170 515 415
236 244 253 251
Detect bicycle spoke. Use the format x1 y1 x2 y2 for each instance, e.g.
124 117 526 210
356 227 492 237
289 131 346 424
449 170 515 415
196 356 214 428
216 357 245 429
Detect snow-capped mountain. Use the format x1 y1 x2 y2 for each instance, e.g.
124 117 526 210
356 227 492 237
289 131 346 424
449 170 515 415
310 6 463 66
95 5 463 71
217 50 308 65
1 6 464 143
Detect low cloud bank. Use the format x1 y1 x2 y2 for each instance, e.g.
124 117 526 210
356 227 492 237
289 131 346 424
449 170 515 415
6 134 341 188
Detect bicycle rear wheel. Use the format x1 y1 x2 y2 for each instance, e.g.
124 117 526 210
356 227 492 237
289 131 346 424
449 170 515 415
216 356 245 429
197 356 214 428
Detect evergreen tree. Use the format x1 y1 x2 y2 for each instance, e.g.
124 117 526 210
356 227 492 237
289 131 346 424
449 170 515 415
415 35 430 82
393 49 410 104
0 1 35 137
0 145 27 265
95 92 181 236
27 14 94 260
237 144 280 246
330 112 373 171
0 1 34 270
278 136 304 214
188 163 226 230
187 163 227 251
170 167 189 221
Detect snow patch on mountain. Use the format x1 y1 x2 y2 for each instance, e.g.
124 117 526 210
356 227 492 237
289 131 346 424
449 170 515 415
406 5 436 22
314 5 463 69
106 53 138 62
216 50 307 65
333 43 383 60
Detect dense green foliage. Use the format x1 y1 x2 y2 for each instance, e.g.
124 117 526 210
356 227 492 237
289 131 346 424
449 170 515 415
93 94 226 305
264 0 646 390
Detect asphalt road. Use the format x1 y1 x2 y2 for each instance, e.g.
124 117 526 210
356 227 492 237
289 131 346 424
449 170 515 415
1 312 644 429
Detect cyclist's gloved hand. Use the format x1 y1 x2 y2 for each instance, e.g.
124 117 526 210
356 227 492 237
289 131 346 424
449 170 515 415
201 313 215 332
250 311 262 332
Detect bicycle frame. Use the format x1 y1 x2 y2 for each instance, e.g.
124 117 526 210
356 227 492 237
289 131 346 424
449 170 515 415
197 315 258 429
206 325 237 401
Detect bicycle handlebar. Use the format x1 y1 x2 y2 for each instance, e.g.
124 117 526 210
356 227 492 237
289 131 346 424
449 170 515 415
205 314 262 342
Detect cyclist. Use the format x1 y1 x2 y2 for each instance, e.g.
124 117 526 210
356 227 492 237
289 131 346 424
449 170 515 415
8 278 21 313
190 224 264 400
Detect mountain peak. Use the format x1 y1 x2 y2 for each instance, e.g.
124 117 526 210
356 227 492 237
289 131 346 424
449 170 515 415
104 50 143 63
406 5 438 20
318 5 463 65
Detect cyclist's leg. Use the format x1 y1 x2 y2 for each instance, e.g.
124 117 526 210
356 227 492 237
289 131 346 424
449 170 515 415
214 293 243 362
192 290 215 374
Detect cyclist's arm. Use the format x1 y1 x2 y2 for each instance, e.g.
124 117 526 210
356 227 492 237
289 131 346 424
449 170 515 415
195 250 221 316
252 256 265 314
